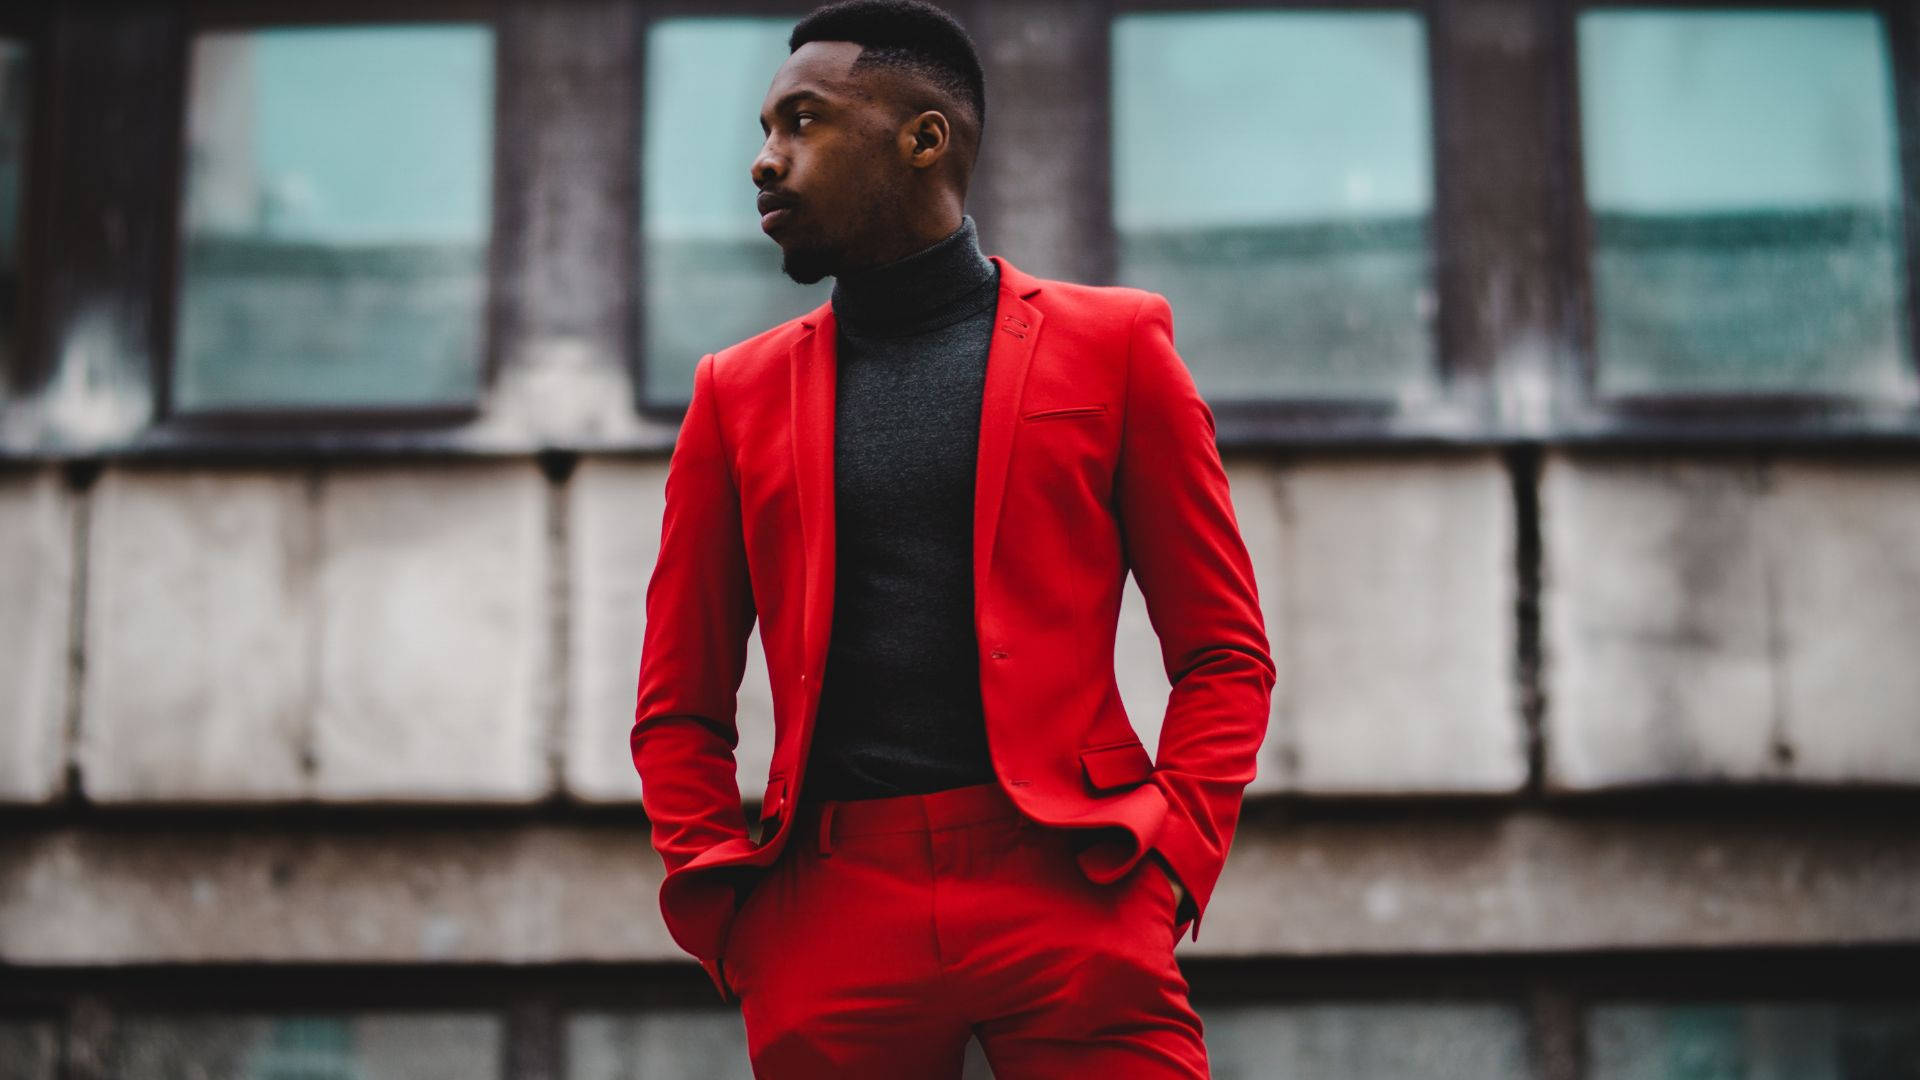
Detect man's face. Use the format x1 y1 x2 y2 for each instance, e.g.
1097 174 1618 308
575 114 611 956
753 41 910 284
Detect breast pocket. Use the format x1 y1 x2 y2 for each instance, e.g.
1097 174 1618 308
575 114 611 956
1021 403 1108 423
1016 401 1115 509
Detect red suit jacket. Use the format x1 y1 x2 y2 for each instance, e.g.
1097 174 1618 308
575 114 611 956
631 254 1276 1001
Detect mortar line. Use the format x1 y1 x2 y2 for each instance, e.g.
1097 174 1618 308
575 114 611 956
1509 446 1547 800
298 466 326 793
61 463 98 806
1755 455 1795 775
542 453 577 800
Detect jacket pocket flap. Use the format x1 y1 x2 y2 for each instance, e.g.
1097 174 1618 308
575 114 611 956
1080 741 1153 792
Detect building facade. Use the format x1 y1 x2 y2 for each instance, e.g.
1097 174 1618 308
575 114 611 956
1 1 1917 1076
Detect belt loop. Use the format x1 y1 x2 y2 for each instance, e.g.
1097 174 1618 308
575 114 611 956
817 801 837 857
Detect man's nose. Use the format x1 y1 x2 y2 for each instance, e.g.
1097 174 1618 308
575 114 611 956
752 139 784 187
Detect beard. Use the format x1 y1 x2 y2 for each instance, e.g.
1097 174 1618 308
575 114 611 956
780 242 837 285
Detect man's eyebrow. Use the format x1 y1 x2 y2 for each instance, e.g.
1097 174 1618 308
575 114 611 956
760 89 830 133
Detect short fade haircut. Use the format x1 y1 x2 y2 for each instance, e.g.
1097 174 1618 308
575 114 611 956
788 0 986 129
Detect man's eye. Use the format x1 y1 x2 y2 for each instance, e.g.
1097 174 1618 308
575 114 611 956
796 113 817 128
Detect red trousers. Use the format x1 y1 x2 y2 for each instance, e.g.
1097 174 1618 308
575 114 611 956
716 781 1208 1078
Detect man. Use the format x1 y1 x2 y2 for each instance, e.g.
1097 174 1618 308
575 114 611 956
630 1 1274 1075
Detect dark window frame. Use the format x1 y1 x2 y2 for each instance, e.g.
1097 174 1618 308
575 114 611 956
1548 0 1920 443
0 2 53 401
152 0 511 432
628 0 829 421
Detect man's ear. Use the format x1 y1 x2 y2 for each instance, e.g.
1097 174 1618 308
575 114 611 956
902 109 950 169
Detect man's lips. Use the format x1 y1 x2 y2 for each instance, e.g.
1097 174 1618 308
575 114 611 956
757 191 798 233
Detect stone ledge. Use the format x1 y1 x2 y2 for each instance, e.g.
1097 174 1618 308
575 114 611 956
2 811 1913 965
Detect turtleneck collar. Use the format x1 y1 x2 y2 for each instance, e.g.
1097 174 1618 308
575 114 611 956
830 214 997 336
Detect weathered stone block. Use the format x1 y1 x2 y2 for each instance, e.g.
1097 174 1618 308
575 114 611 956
1125 454 1520 795
1542 455 1779 787
1278 454 1522 793
1199 810 1920 956
0 824 672 964
81 468 313 801
1768 460 1920 782
0 469 72 803
1544 455 1920 788
566 457 775 805
5 813 1915 964
313 464 551 802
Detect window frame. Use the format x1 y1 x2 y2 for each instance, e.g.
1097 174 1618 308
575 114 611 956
0 1 53 402
1106 0 1468 445
628 0 828 421
1548 0 1920 443
152 0 510 432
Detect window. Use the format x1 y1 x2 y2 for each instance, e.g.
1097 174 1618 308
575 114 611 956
172 24 496 413
640 17 831 409
108 1012 501 1079
5 966 1917 1080
0 37 28 394
1588 1002 1920 1079
1110 10 1437 404
568 1000 1533 1078
568 1009 753 1079
1577 9 1913 401
1205 1002 1534 1079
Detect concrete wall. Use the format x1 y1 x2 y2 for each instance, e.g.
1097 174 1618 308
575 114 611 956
5 452 1919 817
7 812 1917 964
4 455 1920 969
2 450 1522 811
71 463 553 804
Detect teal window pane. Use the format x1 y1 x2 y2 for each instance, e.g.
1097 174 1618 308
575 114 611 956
174 25 494 411
568 1011 1001 1078
0 39 29 395
110 1013 501 1079
1588 1002 1920 1080
1579 10 1913 399
568 1010 753 1079
643 18 831 406
1202 1002 1535 1079
1112 11 1437 403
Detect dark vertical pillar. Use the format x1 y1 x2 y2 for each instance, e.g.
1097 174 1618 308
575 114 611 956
40 3 185 434
1429 0 1564 432
490 0 643 438
971 0 1113 286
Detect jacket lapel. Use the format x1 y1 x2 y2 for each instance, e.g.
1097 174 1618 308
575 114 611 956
973 256 1045 606
790 302 838 676
788 255 1047 679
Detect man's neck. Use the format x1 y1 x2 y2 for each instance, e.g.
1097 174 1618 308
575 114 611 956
830 215 996 335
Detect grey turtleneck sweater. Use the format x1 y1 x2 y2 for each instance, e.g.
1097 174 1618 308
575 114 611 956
802 215 1002 803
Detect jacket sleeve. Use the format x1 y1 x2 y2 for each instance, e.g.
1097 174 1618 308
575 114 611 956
1114 291 1277 942
631 352 756 876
